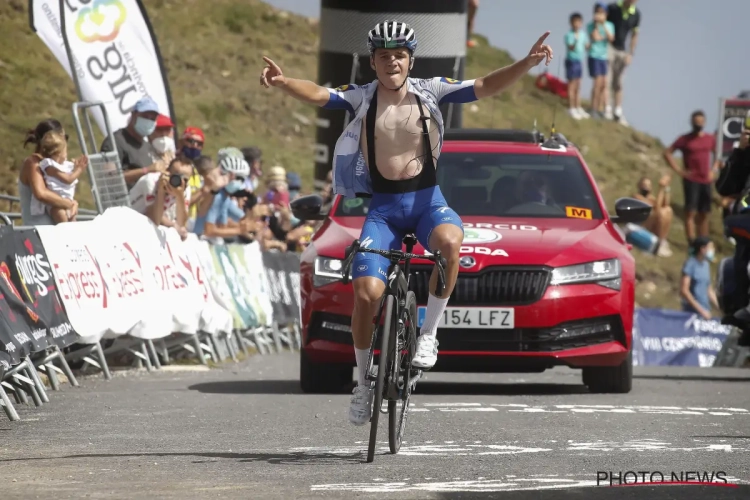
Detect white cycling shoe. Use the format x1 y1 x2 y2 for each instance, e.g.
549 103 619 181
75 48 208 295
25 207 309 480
349 384 374 426
412 335 439 369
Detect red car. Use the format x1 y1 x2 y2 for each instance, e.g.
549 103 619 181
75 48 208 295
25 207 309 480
292 129 651 394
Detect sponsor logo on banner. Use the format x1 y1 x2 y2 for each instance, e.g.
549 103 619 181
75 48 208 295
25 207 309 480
0 262 39 323
74 0 127 43
718 98 750 161
15 241 52 304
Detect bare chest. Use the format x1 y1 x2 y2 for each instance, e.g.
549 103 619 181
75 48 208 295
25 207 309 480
360 96 440 180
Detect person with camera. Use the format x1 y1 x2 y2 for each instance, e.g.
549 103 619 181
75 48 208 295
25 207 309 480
129 156 193 239
715 121 750 346
193 147 255 240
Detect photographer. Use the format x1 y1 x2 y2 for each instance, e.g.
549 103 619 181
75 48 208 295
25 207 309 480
129 156 193 239
193 148 254 240
715 122 750 346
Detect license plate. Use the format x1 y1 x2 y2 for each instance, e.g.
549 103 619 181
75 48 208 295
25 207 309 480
417 307 514 329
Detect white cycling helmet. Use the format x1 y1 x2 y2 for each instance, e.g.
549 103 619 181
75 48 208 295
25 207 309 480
217 147 250 177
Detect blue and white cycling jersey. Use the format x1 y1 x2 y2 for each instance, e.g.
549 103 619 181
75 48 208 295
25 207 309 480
323 77 479 199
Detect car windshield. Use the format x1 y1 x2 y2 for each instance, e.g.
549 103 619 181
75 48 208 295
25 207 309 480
334 152 603 219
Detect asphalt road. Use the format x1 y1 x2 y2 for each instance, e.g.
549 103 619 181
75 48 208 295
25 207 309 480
1 352 750 499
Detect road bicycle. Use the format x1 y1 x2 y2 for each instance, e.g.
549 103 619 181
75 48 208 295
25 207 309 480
341 233 447 463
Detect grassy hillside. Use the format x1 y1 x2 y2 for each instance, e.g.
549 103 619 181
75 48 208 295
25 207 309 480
0 0 731 310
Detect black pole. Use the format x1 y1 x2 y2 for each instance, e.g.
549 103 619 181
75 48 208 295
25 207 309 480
313 0 469 190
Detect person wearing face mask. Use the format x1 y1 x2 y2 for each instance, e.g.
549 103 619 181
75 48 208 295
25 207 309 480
680 236 719 320
101 97 168 190
149 114 176 163
192 147 254 239
632 174 674 256
178 127 205 161
663 110 721 245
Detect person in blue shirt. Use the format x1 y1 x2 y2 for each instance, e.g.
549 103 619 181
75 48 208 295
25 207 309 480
564 12 590 120
588 3 615 118
192 147 253 239
260 20 552 426
680 236 719 320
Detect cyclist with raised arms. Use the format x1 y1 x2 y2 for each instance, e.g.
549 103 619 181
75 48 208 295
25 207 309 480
261 22 553 426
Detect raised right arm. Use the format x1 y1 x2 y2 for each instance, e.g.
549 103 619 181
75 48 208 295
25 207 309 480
278 78 330 107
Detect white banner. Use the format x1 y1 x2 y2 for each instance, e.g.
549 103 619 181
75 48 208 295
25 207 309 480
30 0 174 134
36 209 233 343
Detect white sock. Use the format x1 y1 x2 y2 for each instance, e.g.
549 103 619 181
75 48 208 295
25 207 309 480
420 294 449 339
354 347 370 386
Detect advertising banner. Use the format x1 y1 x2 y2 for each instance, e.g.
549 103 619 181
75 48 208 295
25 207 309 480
30 0 175 133
632 309 732 367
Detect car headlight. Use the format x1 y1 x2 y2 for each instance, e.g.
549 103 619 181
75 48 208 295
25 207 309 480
313 257 351 287
550 258 621 290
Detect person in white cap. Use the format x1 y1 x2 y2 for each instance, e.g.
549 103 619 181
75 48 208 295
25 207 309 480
101 96 168 189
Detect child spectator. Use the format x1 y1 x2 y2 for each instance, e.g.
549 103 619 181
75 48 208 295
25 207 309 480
32 130 87 223
587 3 615 118
564 12 590 120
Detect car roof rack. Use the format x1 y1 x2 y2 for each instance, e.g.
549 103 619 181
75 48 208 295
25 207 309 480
444 128 541 144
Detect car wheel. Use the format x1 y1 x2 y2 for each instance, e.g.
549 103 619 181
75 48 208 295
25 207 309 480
582 351 633 394
299 348 353 394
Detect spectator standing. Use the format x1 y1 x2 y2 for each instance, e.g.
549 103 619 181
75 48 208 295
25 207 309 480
33 130 87 223
680 236 719 320
101 97 166 190
149 114 176 164
631 174 674 257
564 12 590 120
19 119 79 225
587 3 615 119
605 0 641 125
663 110 720 244
129 157 193 239
467 0 479 48
193 147 254 239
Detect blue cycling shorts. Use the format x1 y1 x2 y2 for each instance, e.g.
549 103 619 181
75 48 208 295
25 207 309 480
352 185 463 284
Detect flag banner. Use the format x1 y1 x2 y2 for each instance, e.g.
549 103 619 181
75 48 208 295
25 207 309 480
29 0 175 134
632 308 731 367
261 251 301 326
11 228 77 350
717 98 750 162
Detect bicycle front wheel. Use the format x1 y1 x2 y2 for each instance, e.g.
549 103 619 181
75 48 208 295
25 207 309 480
389 291 417 454
366 294 394 464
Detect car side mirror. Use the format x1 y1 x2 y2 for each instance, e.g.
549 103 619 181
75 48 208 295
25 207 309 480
609 197 651 224
290 194 327 221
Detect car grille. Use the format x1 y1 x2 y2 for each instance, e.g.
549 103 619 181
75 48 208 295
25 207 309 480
408 266 551 306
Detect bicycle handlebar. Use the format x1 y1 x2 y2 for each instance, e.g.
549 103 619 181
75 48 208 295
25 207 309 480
341 239 448 298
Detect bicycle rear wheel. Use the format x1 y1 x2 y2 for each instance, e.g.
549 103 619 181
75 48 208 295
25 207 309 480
366 294 394 463
389 291 417 454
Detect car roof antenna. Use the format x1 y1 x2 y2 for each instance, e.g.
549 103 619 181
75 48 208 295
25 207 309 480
541 56 564 154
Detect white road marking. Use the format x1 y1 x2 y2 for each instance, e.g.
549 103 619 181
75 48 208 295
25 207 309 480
407 403 750 416
423 402 481 407
291 438 750 458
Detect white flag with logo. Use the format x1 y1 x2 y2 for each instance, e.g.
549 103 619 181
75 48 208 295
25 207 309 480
29 0 174 134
